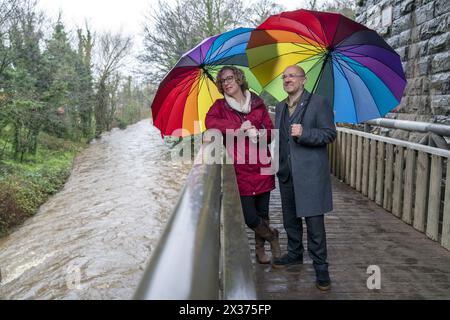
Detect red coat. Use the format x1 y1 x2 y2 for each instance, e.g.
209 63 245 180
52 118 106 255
205 93 275 196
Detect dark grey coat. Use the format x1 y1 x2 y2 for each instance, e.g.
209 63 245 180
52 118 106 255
275 90 337 217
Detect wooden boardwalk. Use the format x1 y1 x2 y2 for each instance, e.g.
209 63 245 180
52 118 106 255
247 176 450 299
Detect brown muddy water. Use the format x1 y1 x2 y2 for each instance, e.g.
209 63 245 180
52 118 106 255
0 119 191 299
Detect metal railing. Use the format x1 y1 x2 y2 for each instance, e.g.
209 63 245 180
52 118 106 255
365 118 450 137
134 142 256 300
329 128 450 251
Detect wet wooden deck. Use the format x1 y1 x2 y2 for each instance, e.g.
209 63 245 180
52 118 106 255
247 176 450 299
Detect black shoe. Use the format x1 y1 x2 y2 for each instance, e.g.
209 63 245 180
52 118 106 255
316 279 331 291
272 254 303 268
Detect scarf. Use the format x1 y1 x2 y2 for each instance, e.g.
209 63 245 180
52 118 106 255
224 90 251 114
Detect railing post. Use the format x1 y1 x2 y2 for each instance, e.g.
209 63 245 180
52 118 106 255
413 152 430 233
356 136 363 192
402 149 416 225
368 139 377 201
392 146 405 218
426 155 442 241
441 160 450 250
383 144 394 211
375 141 385 206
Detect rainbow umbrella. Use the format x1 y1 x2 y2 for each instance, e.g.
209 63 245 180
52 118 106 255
246 9 407 123
152 28 262 137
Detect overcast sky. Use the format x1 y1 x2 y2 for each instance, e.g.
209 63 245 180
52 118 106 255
38 0 309 36
37 0 315 76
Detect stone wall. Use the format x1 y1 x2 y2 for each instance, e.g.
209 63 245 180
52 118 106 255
356 0 450 141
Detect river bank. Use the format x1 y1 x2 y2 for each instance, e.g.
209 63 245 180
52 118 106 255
0 133 85 237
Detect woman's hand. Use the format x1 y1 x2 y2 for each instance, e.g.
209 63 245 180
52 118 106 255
240 120 253 132
247 127 259 143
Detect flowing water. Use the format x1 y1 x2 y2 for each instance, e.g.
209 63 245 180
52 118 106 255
0 119 191 299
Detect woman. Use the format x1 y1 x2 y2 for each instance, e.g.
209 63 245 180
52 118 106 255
205 66 281 264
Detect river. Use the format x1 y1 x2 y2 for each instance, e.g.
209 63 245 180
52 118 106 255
0 119 191 299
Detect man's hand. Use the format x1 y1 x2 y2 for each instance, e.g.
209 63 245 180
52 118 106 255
240 120 253 132
291 124 303 137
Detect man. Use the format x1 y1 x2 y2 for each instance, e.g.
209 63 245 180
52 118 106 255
273 65 336 291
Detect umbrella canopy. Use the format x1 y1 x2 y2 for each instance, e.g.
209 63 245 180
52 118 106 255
246 9 407 123
152 28 263 137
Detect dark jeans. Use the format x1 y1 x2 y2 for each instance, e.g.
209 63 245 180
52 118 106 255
279 176 329 275
240 191 271 229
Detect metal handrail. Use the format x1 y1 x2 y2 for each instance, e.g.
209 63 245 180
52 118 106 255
134 141 257 300
221 163 257 300
134 142 222 300
365 118 450 137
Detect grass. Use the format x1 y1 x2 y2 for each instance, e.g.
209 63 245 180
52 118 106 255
0 132 85 237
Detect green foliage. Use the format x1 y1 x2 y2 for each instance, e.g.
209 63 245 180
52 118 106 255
0 134 82 236
117 118 128 130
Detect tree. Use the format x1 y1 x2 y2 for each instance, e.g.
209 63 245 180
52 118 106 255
139 0 283 84
2 0 45 159
75 25 95 139
248 0 284 26
41 15 79 139
320 0 356 19
139 0 204 83
94 32 131 137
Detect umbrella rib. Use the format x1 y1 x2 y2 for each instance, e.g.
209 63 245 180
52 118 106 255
249 49 325 71
206 33 250 64
329 14 343 48
306 53 328 95
332 55 360 123
290 42 324 54
288 30 326 51
202 75 219 124
261 51 326 97
208 43 249 67
297 19 328 50
335 53 396 116
334 30 397 54
336 45 406 80
209 54 246 68
160 71 199 129
278 14 326 50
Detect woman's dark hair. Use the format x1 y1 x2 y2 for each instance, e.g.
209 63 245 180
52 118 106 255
215 66 249 95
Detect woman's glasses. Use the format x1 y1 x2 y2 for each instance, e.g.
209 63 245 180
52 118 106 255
220 75 236 85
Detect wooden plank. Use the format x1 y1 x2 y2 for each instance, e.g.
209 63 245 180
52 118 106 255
441 160 450 251
375 141 385 206
335 132 340 178
392 146 405 217
350 134 357 188
340 132 346 181
362 138 370 196
356 136 363 192
426 155 442 241
413 152 430 233
368 139 377 200
333 135 338 176
257 176 450 299
402 149 416 225
383 144 394 211
338 127 450 158
345 132 351 184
